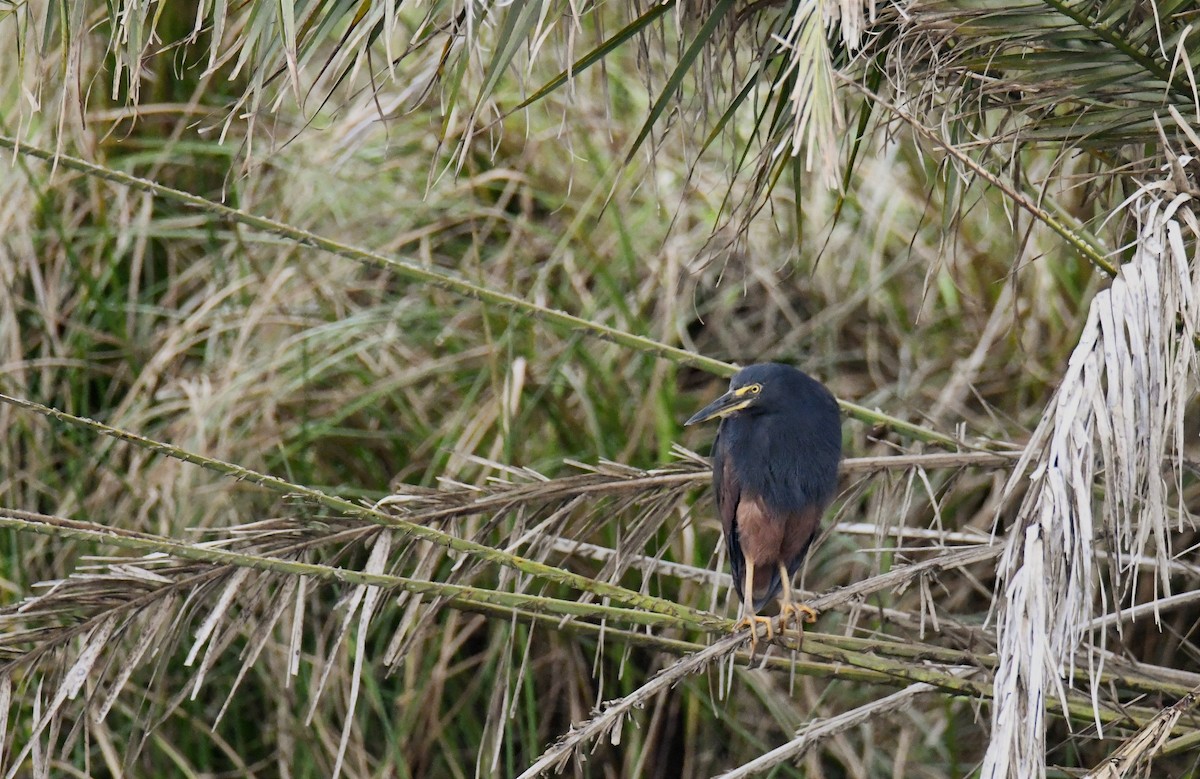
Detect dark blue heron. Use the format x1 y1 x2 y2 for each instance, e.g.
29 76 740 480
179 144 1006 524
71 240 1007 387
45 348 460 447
686 363 842 649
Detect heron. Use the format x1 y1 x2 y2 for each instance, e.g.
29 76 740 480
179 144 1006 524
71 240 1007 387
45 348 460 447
686 363 842 651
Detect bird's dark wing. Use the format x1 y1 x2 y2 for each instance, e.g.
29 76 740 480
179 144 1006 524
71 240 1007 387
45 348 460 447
712 429 746 604
782 505 823 580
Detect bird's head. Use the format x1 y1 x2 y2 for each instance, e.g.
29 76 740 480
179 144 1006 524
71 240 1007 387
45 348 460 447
684 363 805 426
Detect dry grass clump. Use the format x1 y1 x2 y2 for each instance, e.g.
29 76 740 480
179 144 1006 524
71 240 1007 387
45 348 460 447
1 1 1199 777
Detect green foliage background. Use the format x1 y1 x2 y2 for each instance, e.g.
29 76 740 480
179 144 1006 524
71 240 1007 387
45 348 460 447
1 0 1199 777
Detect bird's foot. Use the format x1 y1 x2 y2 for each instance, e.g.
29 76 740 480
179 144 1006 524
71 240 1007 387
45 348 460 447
734 614 776 654
779 603 818 637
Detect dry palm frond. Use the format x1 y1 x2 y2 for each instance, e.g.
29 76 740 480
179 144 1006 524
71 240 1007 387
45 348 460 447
7 0 1198 262
0 375 1024 777
1082 682 1200 779
2 399 1198 774
0 447 1006 776
770 0 851 184
3 0 876 254
885 0 1200 166
985 136 1200 778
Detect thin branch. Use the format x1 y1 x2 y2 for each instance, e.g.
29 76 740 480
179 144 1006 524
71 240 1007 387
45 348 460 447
515 633 744 779
839 75 1118 276
1086 590 1200 631
713 683 937 778
0 509 700 640
812 544 1001 613
0 396 726 629
0 135 975 450
1083 683 1200 778
389 449 1023 524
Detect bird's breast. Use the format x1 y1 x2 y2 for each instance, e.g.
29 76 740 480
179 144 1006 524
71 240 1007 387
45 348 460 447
724 419 836 513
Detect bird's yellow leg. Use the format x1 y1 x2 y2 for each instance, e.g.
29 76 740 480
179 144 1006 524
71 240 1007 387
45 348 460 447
733 561 775 652
777 562 818 636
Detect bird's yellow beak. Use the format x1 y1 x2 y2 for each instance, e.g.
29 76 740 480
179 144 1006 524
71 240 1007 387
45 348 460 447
684 386 757 426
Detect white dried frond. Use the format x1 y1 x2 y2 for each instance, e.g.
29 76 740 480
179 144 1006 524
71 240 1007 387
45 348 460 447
830 0 875 51
985 156 1200 778
772 0 852 185
1102 194 1199 594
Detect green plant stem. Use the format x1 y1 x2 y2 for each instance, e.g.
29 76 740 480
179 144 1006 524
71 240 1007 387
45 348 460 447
4 503 1190 742
0 392 727 630
0 135 971 450
842 77 1118 277
0 508 699 632
507 611 1183 746
7 502 1191 719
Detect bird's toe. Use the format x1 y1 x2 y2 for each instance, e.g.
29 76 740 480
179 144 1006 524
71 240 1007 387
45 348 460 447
780 602 819 633
734 614 776 649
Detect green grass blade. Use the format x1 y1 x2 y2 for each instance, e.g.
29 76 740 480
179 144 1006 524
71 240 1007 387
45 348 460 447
624 0 736 164
513 0 678 111
0 134 972 450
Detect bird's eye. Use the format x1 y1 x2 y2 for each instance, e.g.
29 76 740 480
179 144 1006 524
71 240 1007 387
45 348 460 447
748 384 761 394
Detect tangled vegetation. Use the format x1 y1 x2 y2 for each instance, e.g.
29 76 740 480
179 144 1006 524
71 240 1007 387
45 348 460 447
1 0 1198 776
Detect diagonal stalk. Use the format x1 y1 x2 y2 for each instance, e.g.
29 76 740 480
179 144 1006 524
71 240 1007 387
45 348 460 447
0 392 727 629
840 77 1118 277
0 509 702 634
0 135 972 450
